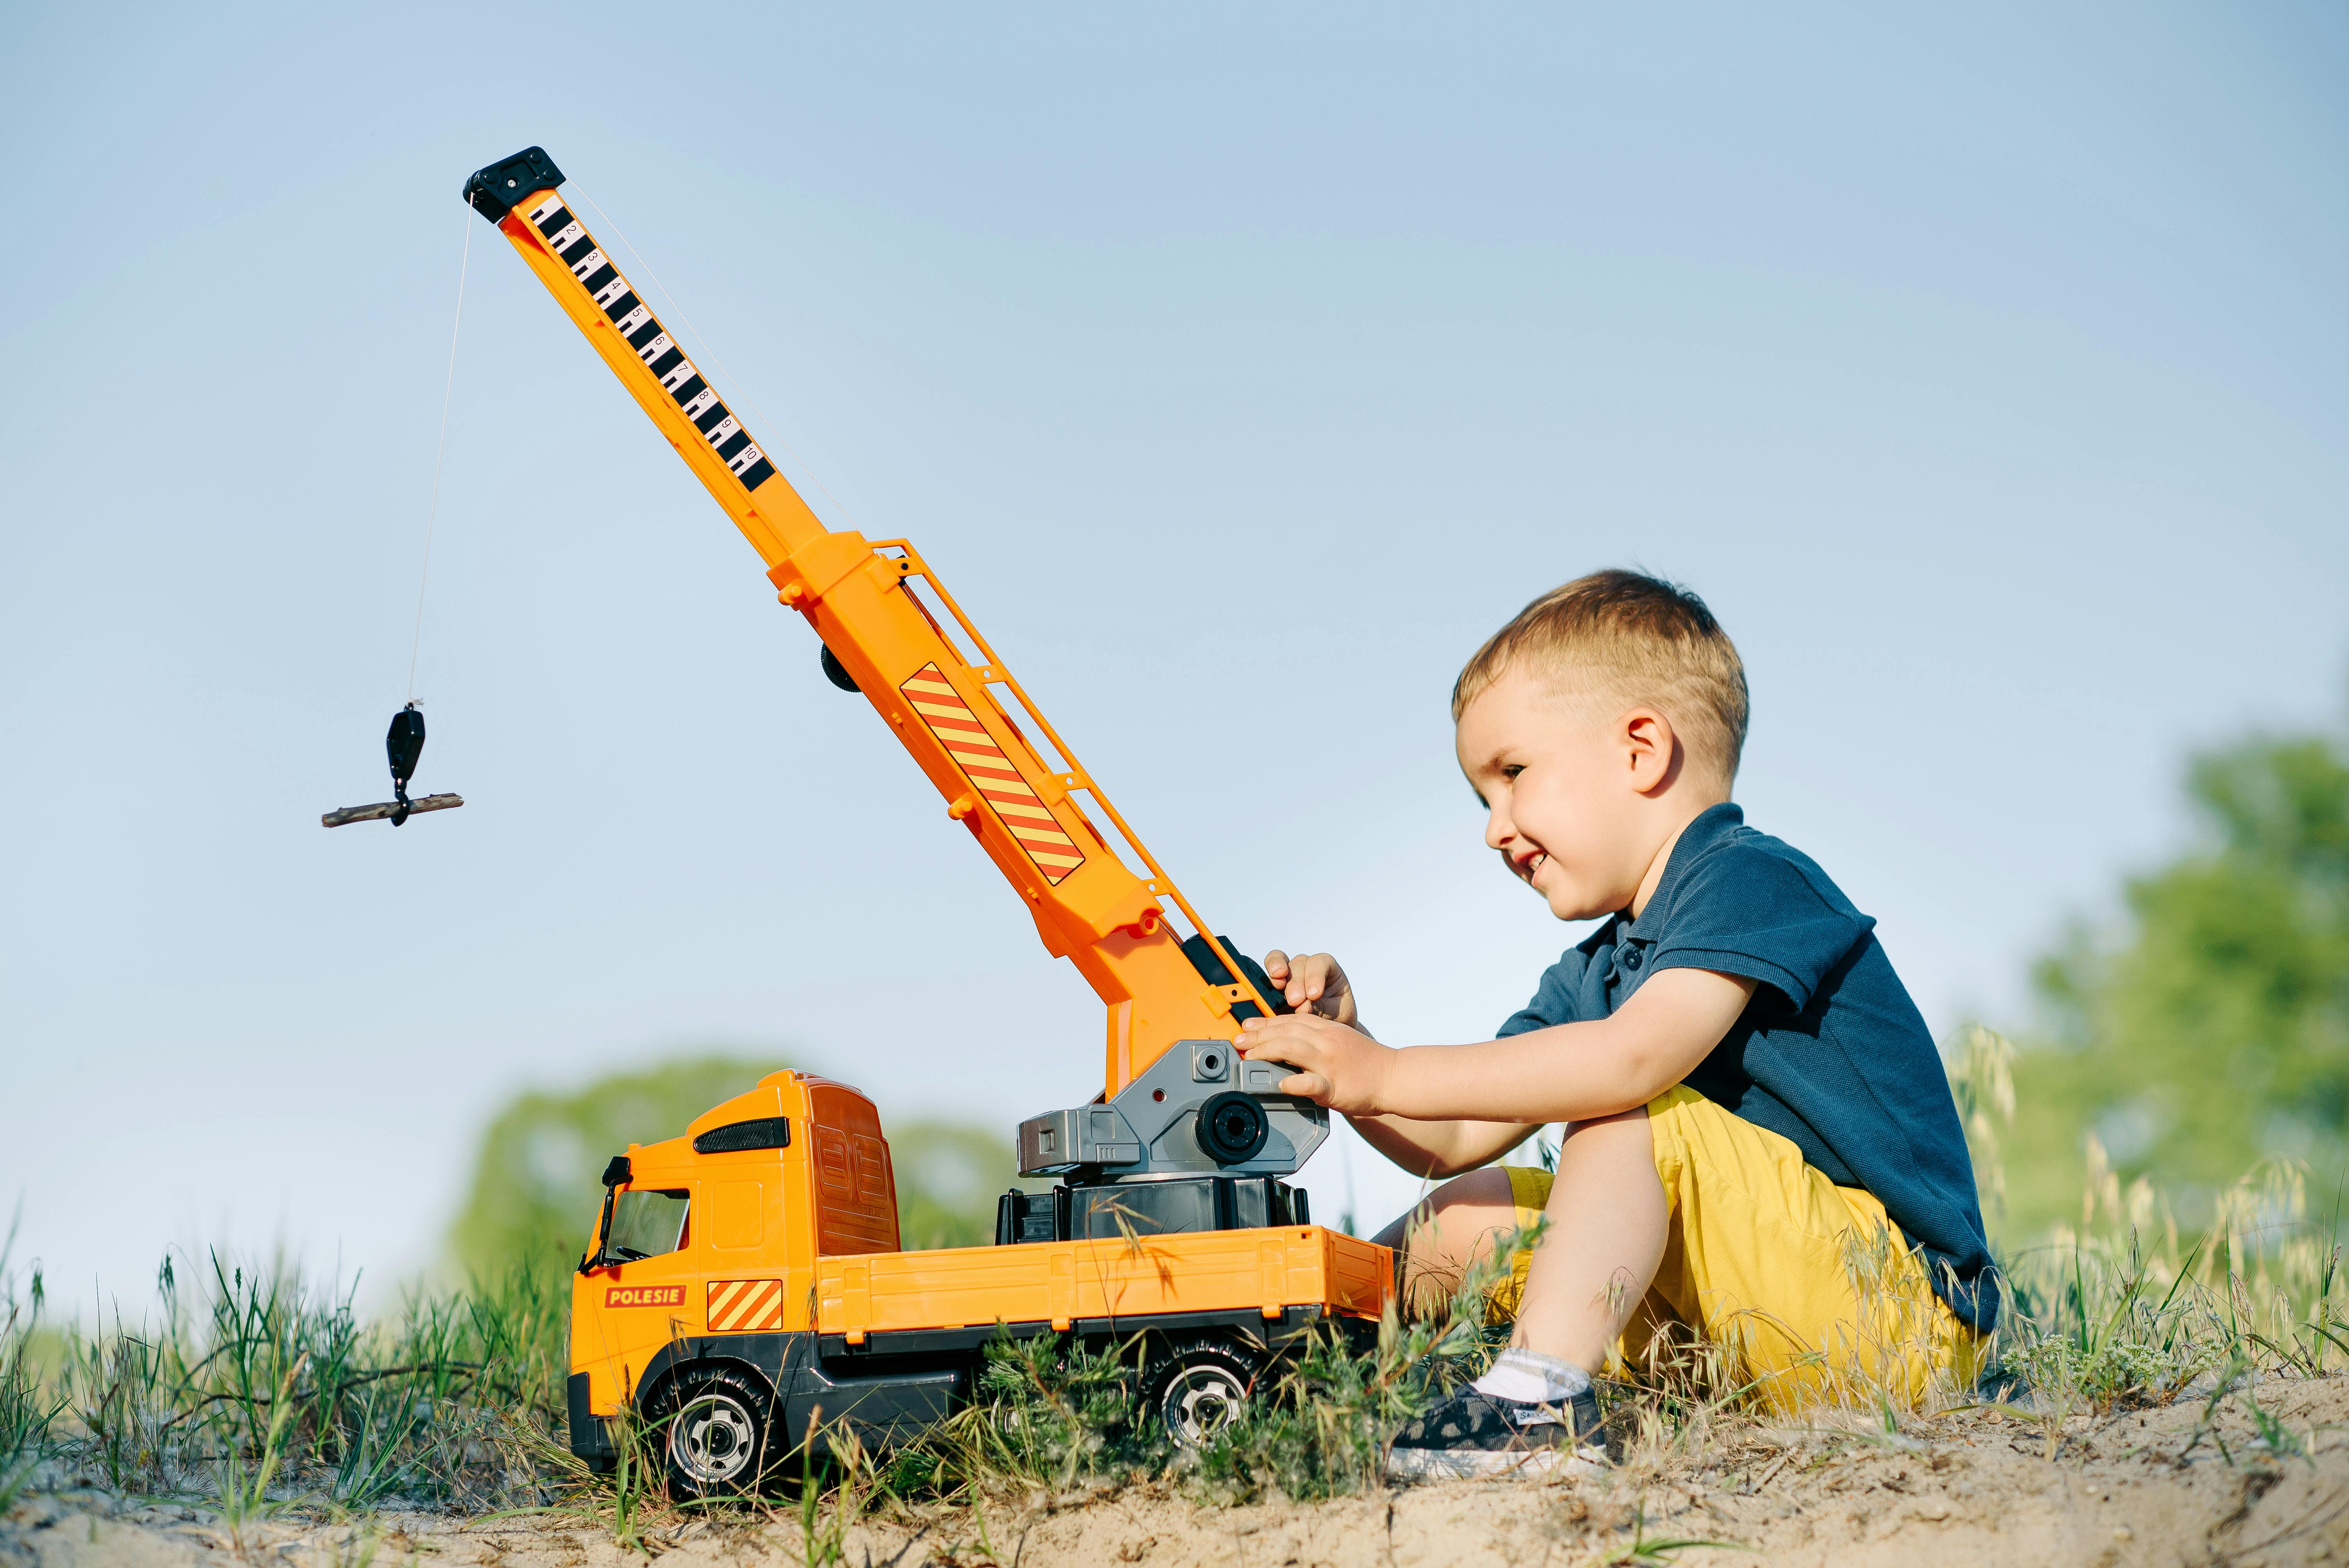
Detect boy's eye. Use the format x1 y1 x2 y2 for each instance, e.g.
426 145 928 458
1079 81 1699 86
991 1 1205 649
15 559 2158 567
1502 765 1524 781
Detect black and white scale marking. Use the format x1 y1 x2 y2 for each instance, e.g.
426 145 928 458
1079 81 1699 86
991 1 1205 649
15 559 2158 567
525 194 778 494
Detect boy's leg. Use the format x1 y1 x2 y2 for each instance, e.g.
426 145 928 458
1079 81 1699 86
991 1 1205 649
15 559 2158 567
1380 1087 1980 1438
1510 1109 1668 1372
1371 1167 1519 1318
1378 1110 1666 1479
1371 1112 1667 1365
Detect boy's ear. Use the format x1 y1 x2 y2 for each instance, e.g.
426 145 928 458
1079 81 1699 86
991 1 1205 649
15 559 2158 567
1618 706 1682 796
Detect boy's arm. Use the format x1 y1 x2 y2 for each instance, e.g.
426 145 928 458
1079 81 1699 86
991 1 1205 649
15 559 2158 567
1237 967 1759 1126
1343 1110 1544 1181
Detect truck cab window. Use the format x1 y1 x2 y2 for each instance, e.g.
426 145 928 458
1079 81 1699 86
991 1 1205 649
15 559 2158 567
605 1190 691 1263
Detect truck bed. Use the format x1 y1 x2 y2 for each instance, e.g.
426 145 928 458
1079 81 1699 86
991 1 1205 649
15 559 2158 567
816 1224 1393 1342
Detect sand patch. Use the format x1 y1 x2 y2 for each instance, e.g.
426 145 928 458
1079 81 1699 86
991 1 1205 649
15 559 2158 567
14 1376 2349 1568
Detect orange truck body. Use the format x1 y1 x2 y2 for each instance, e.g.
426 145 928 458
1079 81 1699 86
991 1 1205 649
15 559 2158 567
569 1070 1394 1459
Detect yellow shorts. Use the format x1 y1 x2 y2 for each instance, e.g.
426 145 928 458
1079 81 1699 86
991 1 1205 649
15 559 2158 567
1490 1084 1985 1413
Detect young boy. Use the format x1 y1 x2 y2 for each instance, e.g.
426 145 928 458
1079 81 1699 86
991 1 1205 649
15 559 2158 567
1237 570 1996 1479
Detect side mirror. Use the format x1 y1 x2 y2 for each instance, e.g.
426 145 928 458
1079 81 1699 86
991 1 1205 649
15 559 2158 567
579 1155 632 1274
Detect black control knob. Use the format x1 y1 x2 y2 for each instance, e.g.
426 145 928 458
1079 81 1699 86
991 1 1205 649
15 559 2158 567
1195 1091 1270 1165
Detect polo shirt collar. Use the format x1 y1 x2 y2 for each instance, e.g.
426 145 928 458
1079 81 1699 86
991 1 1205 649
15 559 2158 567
1618 802 1747 945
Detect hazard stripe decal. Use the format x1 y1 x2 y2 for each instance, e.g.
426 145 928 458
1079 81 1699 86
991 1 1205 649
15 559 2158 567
520 193 779 494
899 664 1087 884
706 1278 785 1333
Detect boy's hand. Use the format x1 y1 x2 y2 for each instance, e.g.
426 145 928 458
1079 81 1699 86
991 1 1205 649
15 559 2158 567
1235 1013 1392 1116
1262 949 1361 1028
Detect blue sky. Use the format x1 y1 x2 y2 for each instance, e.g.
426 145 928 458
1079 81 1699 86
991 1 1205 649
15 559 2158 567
3 3 2344 1308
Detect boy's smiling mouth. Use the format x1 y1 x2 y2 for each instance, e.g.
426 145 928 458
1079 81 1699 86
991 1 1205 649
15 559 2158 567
1511 847 1549 883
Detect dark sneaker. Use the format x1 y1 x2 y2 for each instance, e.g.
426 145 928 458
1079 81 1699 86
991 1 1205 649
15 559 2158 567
1384 1384 1608 1480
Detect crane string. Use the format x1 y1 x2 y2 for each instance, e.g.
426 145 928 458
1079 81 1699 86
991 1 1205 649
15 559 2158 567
406 205 475 703
569 183 859 532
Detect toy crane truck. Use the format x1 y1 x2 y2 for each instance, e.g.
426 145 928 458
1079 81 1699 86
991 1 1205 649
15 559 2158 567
460 149 1396 1496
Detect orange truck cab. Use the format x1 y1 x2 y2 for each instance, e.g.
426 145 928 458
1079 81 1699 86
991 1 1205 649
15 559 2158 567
569 1070 1395 1492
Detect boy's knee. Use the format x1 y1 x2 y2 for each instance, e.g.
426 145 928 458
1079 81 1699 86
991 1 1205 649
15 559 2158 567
1559 1105 1653 1155
1370 1166 1520 1253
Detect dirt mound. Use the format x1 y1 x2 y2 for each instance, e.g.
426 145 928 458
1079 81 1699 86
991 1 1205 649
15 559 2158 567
14 1376 2349 1568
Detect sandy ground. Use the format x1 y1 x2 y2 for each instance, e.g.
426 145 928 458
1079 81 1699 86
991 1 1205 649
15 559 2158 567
14 1377 2349 1568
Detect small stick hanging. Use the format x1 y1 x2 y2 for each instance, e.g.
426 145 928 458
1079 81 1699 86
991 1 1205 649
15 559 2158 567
323 795 464 829
321 702 465 829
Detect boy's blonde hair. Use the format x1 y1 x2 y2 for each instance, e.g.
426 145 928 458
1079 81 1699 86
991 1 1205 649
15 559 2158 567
1453 569 1750 785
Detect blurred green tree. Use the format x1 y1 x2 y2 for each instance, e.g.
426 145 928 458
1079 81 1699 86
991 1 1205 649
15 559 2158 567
888 1121 1023 1250
2003 730 2349 1236
446 1056 1021 1275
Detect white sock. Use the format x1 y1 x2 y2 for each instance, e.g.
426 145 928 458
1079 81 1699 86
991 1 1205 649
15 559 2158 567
1472 1347 1591 1404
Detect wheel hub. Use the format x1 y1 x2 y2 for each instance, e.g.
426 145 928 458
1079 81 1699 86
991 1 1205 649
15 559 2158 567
673 1393 758 1485
1164 1364 1249 1445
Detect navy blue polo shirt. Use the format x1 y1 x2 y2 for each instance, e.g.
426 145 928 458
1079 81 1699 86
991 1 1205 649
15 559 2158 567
1498 803 1998 1332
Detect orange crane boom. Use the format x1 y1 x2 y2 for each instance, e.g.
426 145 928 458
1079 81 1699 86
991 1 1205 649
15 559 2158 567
461 149 1278 1105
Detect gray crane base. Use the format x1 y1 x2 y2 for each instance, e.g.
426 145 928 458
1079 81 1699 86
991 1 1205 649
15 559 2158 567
1017 1040 1330 1178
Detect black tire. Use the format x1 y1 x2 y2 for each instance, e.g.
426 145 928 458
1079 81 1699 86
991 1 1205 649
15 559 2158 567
657 1367 773 1499
1143 1340 1260 1448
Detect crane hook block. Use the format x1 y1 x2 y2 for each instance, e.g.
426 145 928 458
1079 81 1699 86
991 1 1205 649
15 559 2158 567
387 704 426 788
320 702 466 829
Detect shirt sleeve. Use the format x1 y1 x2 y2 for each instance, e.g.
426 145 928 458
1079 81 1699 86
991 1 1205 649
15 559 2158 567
1496 926 1617 1036
1496 949 1590 1037
1645 842 1872 1014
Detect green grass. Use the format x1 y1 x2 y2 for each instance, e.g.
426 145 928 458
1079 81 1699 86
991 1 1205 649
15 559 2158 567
1958 1027 2349 1422
0 1221 63 1511
0 1242 567 1515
